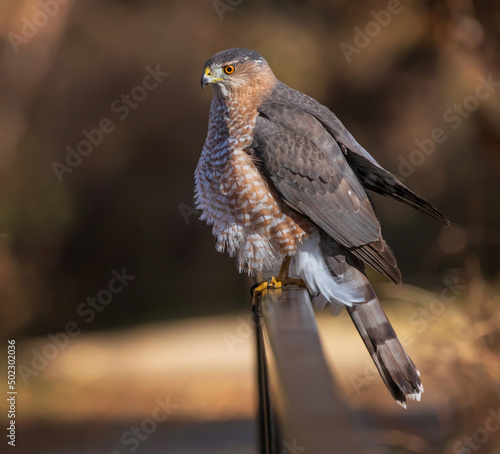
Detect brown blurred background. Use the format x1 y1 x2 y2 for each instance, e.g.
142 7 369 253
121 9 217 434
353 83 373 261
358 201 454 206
1 0 500 453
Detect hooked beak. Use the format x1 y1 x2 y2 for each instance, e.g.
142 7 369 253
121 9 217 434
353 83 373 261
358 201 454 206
201 66 223 90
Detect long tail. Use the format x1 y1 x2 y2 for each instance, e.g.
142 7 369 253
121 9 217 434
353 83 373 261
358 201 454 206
346 294 423 407
296 235 423 407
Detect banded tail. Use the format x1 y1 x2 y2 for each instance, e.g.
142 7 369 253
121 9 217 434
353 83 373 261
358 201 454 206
346 295 422 407
293 235 423 407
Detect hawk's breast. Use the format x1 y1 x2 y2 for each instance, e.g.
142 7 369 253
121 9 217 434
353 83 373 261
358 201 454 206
195 96 311 274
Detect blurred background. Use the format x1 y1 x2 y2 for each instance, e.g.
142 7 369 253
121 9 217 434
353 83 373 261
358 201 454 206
1 0 500 452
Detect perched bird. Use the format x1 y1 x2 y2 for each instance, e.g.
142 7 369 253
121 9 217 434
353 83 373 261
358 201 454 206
195 48 449 407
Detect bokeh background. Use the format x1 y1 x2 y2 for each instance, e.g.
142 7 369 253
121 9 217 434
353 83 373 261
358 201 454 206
1 0 500 453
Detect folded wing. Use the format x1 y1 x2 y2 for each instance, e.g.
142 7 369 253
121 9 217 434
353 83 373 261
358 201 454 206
250 103 402 284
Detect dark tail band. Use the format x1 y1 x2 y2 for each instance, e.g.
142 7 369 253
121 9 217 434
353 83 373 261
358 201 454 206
346 297 423 407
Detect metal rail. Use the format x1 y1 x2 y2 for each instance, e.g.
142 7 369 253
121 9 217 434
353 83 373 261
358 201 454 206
254 286 367 453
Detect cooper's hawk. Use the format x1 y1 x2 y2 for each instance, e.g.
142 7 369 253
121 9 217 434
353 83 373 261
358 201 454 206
195 48 448 407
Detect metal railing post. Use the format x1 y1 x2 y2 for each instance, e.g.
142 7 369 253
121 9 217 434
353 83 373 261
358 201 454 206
254 286 369 453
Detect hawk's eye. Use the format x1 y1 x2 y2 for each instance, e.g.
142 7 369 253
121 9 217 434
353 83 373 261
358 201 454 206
224 65 235 74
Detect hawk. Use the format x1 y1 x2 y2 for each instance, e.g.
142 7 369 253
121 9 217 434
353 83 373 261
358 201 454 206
195 48 449 407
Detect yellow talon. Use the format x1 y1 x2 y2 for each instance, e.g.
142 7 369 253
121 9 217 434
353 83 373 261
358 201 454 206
252 276 281 297
251 275 306 309
267 276 282 289
251 257 307 309
252 276 281 309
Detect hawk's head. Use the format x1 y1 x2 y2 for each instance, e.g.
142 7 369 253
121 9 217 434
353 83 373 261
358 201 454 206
201 48 274 98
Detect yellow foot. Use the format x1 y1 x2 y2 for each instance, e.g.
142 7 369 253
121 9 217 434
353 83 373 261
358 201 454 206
251 276 307 309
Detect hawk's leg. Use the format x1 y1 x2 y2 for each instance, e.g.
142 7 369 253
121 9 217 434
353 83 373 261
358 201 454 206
250 256 306 308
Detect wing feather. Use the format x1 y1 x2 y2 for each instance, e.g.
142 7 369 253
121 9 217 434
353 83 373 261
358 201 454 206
268 81 449 225
250 103 402 283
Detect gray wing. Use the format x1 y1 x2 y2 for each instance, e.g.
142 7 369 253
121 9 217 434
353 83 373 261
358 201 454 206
250 103 402 284
343 151 450 224
269 82 449 225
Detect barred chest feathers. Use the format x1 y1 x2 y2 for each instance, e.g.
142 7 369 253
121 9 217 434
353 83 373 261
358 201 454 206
194 96 310 274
